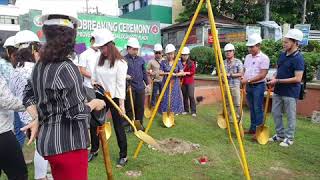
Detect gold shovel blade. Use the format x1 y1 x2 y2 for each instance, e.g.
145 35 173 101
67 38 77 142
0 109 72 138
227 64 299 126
217 114 227 129
134 130 159 148
104 122 112 140
144 107 152 118
162 112 175 128
256 125 270 145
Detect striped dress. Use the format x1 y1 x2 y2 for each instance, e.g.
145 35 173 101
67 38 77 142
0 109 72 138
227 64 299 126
23 59 90 157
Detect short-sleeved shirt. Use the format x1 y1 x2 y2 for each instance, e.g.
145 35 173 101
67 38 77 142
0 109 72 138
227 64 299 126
244 52 270 83
147 58 163 82
224 58 243 87
274 51 304 98
78 48 101 88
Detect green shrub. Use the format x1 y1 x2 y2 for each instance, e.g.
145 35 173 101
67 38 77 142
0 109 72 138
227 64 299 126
303 52 320 81
233 40 320 82
190 46 215 74
301 40 320 53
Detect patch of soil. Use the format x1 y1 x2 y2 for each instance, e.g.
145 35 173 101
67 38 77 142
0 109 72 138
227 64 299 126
192 172 211 180
125 170 142 178
258 166 295 180
149 138 200 155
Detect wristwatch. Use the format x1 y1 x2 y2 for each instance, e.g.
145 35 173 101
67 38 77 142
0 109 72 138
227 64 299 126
247 79 251 84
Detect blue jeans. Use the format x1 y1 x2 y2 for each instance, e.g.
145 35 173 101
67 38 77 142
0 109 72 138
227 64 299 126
151 81 162 107
246 83 265 132
13 112 25 147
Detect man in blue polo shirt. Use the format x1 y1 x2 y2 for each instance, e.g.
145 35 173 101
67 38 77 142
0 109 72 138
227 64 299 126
124 37 149 131
268 29 305 147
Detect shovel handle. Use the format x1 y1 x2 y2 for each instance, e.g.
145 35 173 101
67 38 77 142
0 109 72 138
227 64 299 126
98 125 113 180
263 87 272 124
103 92 138 131
95 84 137 131
167 79 173 113
128 86 136 120
239 86 245 123
149 80 154 107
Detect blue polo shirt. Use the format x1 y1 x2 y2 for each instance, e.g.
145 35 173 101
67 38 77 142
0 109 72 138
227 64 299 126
274 51 304 98
125 54 149 92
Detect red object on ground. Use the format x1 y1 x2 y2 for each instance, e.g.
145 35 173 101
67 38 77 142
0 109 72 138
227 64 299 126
44 149 88 180
199 156 208 165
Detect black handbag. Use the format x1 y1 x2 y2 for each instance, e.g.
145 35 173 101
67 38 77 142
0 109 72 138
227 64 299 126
85 87 106 126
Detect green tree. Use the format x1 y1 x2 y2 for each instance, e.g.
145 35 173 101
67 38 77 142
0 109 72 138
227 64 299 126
177 0 320 29
176 0 218 23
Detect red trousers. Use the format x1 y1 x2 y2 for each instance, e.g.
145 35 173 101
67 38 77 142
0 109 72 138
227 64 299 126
45 149 88 180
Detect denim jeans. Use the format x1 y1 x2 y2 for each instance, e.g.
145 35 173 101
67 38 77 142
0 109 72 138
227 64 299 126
13 112 25 147
151 81 162 107
272 93 297 140
246 82 265 131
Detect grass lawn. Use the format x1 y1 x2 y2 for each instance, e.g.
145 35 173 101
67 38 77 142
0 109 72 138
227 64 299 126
3 104 320 180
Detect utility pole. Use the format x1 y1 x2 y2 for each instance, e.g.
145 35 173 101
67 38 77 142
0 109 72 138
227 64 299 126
86 0 89 13
264 0 270 39
302 0 307 24
265 0 270 21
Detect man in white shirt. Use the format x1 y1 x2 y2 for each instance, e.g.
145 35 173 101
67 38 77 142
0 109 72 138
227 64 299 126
79 37 101 89
78 36 101 162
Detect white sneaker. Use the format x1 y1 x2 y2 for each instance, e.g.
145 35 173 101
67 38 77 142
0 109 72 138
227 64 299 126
279 138 294 147
182 112 188 115
269 134 284 142
192 113 197 117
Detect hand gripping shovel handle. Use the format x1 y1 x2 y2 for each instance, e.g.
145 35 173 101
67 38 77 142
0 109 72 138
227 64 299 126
94 84 137 132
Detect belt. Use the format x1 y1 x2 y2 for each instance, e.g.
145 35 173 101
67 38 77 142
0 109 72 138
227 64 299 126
247 82 265 87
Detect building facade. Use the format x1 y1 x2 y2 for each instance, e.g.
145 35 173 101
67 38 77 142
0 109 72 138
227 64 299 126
119 0 184 28
15 0 120 16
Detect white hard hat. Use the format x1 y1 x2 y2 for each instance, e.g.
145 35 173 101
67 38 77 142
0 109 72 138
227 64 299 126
224 43 235 51
127 37 140 49
40 9 80 28
181 47 190 55
165 44 176 54
3 36 16 48
154 43 163 51
92 29 115 47
246 33 262 46
284 29 303 42
14 30 40 47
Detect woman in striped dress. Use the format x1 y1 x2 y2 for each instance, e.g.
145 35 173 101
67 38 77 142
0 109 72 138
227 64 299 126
21 11 105 180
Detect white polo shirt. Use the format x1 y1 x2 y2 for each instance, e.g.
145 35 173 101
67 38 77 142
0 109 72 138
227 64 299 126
78 48 101 88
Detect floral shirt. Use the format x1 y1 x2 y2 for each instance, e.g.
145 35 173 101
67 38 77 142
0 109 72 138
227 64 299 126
0 75 24 134
0 58 13 84
9 62 34 124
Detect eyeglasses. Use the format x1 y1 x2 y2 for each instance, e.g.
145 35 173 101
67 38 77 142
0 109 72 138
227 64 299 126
155 51 162 54
248 46 255 49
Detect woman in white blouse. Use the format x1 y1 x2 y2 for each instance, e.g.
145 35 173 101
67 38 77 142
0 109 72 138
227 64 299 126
91 29 128 168
9 30 49 180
